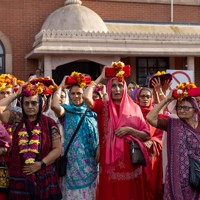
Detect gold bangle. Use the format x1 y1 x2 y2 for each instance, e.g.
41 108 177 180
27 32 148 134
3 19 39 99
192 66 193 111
159 92 164 96
91 81 98 86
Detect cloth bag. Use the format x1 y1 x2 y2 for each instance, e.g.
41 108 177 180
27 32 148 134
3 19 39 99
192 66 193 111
58 110 87 177
130 142 146 166
58 155 67 177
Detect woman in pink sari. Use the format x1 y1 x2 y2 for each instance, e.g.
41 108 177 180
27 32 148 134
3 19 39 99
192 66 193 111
83 67 150 200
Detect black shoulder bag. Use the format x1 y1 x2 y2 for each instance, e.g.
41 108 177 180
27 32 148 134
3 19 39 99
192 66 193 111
184 125 200 190
58 110 87 177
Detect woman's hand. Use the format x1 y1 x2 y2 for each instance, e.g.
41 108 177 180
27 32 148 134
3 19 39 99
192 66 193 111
59 76 68 88
99 66 106 80
163 80 172 93
22 162 42 175
151 77 162 93
115 127 132 137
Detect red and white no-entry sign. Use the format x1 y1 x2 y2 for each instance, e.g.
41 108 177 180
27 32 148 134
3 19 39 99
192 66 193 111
166 70 194 89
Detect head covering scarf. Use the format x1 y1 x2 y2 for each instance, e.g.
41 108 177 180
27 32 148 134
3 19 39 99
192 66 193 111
168 97 200 120
106 78 149 164
136 87 153 118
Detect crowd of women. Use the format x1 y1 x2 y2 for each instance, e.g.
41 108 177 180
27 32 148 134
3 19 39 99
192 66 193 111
0 62 199 200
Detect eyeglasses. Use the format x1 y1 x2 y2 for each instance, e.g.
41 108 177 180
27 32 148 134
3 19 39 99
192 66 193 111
0 91 12 95
23 101 39 107
139 95 152 99
176 105 194 111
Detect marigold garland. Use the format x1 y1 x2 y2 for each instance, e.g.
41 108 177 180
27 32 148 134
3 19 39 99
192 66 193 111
111 61 125 82
0 74 24 91
154 71 166 76
18 123 41 164
22 82 57 97
176 82 197 103
71 71 86 88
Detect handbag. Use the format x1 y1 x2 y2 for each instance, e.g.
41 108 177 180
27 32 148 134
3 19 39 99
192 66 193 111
130 142 146 166
188 157 200 190
0 162 9 189
184 125 200 190
58 110 87 177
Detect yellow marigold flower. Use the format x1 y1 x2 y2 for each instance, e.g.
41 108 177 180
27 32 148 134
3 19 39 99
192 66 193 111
17 80 25 85
36 87 43 94
80 83 86 88
32 130 41 134
116 70 125 77
29 140 40 145
160 71 166 75
154 71 161 76
25 158 35 164
18 131 29 137
0 83 6 91
19 149 28 153
30 149 39 154
18 139 28 145
7 128 12 132
71 71 79 77
6 84 12 88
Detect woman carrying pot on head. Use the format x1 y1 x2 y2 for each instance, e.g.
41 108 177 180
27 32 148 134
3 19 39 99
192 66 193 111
51 72 99 200
146 83 200 200
0 82 62 200
83 64 150 200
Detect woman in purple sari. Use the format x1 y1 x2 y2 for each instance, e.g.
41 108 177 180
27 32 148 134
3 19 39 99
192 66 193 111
146 92 200 200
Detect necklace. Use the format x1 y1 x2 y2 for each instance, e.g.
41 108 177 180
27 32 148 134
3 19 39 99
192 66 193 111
18 123 41 164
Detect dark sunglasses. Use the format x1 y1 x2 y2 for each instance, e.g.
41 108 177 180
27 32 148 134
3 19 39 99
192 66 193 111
23 101 39 107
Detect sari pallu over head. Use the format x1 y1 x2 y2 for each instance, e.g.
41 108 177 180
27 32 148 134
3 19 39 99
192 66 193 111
106 78 150 165
136 87 163 143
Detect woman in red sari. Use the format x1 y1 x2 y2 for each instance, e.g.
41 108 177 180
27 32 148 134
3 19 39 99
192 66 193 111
136 87 164 200
83 67 150 200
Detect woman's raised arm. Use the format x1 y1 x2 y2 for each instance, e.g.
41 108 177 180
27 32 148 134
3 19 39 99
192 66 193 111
83 66 106 108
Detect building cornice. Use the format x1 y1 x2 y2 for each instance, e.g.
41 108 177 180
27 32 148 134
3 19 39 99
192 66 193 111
33 29 200 48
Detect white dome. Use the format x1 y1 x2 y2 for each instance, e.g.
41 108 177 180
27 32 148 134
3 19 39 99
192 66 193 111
41 2 108 32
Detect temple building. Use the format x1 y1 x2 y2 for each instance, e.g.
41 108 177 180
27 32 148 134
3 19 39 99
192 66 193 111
0 0 200 85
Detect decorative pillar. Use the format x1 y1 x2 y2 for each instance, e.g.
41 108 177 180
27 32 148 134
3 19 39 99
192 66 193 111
187 56 195 82
44 55 52 77
186 56 195 71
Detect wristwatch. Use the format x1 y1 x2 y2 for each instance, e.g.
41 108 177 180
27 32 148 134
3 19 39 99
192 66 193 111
40 160 46 169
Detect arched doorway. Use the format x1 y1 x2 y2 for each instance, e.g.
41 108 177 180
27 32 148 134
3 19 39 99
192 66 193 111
0 41 5 74
52 61 102 84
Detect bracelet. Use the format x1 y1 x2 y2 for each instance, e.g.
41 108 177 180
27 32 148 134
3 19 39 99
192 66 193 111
91 81 98 86
102 93 107 97
159 92 164 96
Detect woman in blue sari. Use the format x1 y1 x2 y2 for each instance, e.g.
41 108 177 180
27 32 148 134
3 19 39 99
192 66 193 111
52 75 99 200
